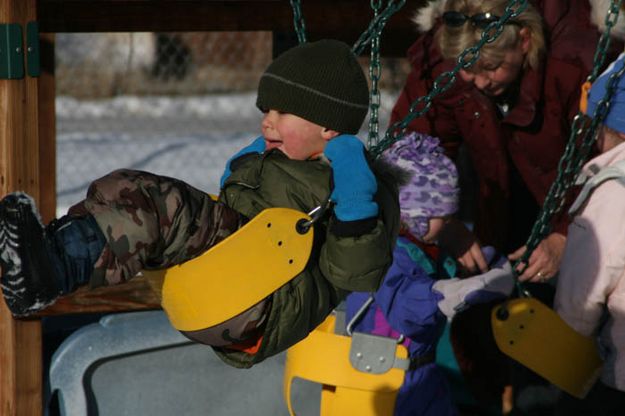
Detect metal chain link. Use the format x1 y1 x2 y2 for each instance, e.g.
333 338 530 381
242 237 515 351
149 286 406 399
367 0 384 147
290 0 307 44
589 0 624 82
369 0 528 157
352 0 407 56
516 0 623 275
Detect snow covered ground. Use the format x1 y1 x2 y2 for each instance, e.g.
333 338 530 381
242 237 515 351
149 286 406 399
56 91 399 215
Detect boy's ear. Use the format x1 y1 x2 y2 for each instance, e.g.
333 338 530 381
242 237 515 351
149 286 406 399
519 27 531 54
321 128 340 141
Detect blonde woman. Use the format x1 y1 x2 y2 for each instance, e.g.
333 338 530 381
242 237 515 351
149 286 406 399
392 0 615 284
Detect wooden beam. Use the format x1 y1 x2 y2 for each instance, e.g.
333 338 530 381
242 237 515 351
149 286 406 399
38 0 423 56
0 0 45 414
40 276 161 316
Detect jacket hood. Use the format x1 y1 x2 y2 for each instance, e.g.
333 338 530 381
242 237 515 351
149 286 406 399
372 154 412 188
589 0 625 41
413 0 447 32
416 0 625 41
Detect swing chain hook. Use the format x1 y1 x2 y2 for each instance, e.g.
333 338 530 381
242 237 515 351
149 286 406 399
296 198 333 234
346 295 405 343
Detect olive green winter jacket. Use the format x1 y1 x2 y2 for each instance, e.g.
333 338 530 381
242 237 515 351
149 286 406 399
215 149 400 368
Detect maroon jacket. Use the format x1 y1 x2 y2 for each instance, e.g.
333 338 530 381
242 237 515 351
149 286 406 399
390 0 602 251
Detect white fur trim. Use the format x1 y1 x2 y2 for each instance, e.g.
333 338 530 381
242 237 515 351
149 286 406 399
413 0 448 32
590 0 625 41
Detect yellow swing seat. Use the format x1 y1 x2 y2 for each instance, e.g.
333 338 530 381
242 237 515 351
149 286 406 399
491 297 603 398
157 206 314 331
283 314 409 416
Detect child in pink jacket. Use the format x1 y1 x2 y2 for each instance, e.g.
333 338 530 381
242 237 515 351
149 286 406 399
554 52 625 415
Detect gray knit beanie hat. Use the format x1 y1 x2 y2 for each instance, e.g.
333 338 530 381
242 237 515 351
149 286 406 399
256 39 370 134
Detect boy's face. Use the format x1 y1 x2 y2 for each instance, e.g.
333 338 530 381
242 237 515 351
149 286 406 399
261 110 336 160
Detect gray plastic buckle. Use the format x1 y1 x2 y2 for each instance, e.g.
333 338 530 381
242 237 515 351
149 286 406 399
349 332 410 374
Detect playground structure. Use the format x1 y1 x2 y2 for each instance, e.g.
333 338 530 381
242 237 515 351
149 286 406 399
0 1 421 414
2 0 623 414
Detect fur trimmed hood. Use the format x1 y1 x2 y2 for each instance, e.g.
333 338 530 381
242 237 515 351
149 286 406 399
415 1 625 42
589 0 625 41
412 0 447 32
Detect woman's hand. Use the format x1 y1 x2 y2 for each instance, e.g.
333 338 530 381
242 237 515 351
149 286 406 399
508 232 566 282
438 218 488 274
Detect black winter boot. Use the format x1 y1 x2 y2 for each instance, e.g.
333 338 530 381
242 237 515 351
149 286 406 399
0 193 106 316
0 193 61 316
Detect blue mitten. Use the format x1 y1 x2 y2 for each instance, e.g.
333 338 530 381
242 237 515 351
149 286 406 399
220 136 266 188
324 135 378 221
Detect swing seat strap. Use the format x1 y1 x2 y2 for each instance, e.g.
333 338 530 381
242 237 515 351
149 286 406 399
570 159 625 215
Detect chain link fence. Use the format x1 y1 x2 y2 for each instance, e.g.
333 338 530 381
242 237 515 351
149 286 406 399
56 32 410 213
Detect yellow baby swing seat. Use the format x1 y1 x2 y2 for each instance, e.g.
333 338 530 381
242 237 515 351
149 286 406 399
283 313 409 416
159 206 314 331
491 297 603 399
147 196 407 415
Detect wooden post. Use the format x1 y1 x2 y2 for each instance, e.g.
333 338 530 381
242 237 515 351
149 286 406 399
0 0 47 415
38 33 56 224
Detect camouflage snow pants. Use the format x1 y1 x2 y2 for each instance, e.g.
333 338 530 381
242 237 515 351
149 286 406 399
67 169 268 346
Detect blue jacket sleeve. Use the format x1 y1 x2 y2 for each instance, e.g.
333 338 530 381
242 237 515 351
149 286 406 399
373 243 445 340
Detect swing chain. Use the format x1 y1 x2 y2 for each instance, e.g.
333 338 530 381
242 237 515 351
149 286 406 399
289 0 307 44
352 0 406 56
589 0 624 82
519 58 625 275
367 0 384 148
516 0 624 271
369 0 528 157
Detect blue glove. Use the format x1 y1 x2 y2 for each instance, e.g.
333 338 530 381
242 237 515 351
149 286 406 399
220 136 266 188
324 135 378 222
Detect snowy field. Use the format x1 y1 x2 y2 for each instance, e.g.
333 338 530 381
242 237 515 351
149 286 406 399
56 91 399 216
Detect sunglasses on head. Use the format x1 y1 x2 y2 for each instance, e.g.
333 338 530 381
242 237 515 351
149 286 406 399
442 11 503 29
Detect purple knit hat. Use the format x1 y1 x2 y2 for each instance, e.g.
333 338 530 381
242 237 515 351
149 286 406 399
382 132 459 239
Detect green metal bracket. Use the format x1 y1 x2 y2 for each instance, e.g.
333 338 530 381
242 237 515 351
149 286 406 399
26 21 40 77
0 23 24 79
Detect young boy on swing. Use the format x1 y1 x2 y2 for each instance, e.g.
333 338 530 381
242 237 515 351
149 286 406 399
0 39 400 369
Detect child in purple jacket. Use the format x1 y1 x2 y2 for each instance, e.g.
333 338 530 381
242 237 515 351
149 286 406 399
346 132 514 416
